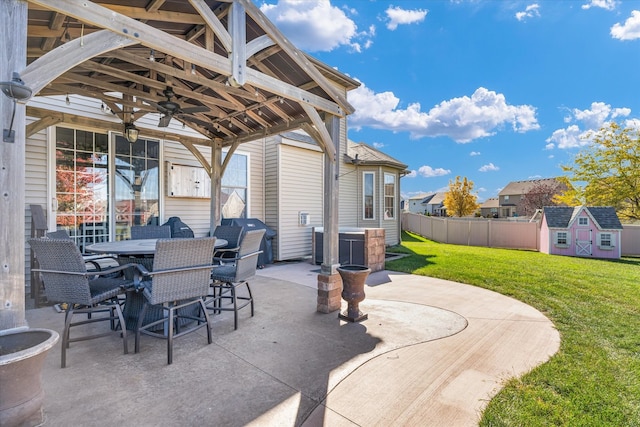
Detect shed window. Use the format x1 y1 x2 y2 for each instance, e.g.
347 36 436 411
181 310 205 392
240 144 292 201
384 173 396 220
363 172 374 220
599 233 613 248
555 231 568 246
578 217 588 226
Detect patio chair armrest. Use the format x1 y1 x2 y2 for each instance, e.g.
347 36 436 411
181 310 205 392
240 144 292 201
237 250 263 261
31 268 88 277
95 262 138 276
146 264 214 276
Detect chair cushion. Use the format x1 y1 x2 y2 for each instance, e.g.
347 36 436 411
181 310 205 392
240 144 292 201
88 277 126 304
211 265 236 282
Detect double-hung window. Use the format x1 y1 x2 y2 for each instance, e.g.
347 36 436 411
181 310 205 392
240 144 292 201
363 172 374 220
599 233 613 249
384 173 396 220
555 231 568 246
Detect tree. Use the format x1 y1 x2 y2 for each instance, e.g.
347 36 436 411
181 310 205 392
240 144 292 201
558 121 640 220
519 179 567 217
444 176 479 217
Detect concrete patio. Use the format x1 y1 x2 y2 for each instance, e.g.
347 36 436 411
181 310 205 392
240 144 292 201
25 261 560 426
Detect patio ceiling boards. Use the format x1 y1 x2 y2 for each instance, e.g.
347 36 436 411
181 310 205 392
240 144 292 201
22 0 358 159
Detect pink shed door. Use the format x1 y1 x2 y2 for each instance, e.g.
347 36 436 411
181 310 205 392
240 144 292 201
575 228 592 256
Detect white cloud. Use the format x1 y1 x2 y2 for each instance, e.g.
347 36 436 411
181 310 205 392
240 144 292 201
405 170 417 178
385 6 428 31
260 0 373 52
515 4 540 21
418 165 451 177
582 0 617 11
372 142 384 149
477 187 487 193
546 102 631 149
348 83 539 143
479 163 499 172
611 10 640 40
470 151 481 156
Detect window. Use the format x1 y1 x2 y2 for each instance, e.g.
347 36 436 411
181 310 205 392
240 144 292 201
556 231 568 246
221 151 248 218
384 173 396 220
363 172 374 220
599 233 613 248
578 217 588 226
504 195 510 202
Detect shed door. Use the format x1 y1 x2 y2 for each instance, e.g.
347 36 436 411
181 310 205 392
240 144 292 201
575 229 592 256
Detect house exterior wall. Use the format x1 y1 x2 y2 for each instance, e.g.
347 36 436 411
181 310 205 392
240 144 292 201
23 120 48 284
265 136 324 261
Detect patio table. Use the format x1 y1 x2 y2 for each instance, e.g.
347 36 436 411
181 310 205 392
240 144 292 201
85 238 227 330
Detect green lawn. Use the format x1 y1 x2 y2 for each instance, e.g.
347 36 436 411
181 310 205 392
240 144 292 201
385 232 640 426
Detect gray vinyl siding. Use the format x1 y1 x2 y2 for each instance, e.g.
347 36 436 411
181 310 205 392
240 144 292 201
339 163 358 227
265 135 323 260
264 136 279 255
278 142 323 260
24 121 49 290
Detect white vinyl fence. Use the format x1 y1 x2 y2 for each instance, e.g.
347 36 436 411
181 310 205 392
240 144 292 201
401 212 640 256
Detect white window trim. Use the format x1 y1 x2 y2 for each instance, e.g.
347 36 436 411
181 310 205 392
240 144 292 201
554 230 570 248
598 232 615 250
222 149 251 218
363 171 375 221
578 217 588 226
384 172 396 221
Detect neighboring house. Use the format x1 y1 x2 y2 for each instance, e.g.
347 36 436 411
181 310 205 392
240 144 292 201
498 178 565 218
540 206 623 259
480 197 499 218
407 193 432 214
423 192 447 216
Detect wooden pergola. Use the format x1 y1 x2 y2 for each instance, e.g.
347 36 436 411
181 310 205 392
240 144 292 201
0 0 355 330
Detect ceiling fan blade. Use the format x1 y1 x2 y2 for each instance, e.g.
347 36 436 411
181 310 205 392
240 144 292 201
158 114 172 127
180 106 209 114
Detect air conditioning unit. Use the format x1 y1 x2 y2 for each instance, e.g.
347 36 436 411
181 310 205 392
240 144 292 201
299 212 310 226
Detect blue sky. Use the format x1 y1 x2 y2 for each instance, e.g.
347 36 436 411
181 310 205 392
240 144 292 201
257 0 640 201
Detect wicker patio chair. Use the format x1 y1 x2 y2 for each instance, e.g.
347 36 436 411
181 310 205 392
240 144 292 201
130 225 172 240
209 229 265 330
45 229 119 272
212 225 243 264
28 238 135 368
133 237 216 365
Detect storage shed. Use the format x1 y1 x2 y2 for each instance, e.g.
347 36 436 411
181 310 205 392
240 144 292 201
540 206 623 259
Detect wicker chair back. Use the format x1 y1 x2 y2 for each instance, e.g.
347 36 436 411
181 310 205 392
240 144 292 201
28 238 93 304
146 237 216 305
131 225 172 240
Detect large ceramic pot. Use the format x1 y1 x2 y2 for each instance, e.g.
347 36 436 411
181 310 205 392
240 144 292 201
0 328 59 427
337 265 371 322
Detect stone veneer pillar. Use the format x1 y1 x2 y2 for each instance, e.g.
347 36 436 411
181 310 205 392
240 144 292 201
317 272 342 313
364 228 386 272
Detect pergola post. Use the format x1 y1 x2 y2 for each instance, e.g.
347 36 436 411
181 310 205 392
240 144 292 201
0 0 28 331
209 141 223 235
317 115 341 313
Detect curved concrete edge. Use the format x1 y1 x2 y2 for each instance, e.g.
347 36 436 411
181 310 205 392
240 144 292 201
302 270 561 427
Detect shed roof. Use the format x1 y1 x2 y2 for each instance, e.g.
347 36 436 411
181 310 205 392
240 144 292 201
543 206 623 230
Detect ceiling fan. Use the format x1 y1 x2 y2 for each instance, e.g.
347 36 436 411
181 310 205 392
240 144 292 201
153 87 209 127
